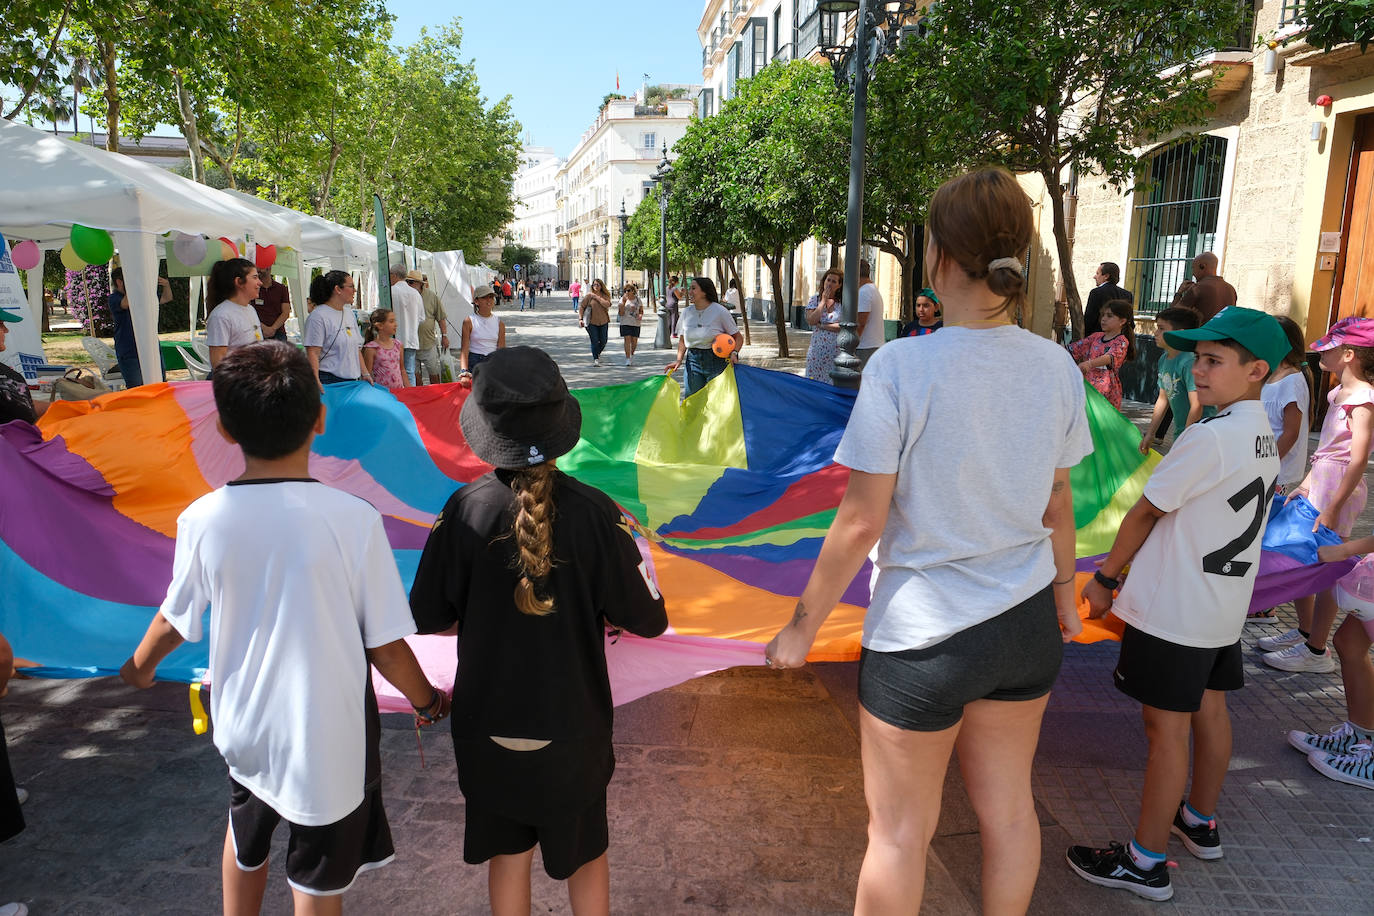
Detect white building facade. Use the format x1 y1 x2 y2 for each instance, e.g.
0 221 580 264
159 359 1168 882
508 146 564 279
555 92 698 289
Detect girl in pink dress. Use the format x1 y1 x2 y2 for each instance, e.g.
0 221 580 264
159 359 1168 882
1068 299 1135 409
363 308 408 390
1261 317 1374 674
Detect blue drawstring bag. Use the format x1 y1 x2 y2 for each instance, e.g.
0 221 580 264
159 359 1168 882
1263 493 1344 566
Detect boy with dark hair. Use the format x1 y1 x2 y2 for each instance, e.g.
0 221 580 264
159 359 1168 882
122 341 449 915
1140 307 1204 455
1066 307 1289 901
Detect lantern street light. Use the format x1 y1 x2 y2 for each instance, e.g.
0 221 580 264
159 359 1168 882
602 226 610 290
617 198 629 295
818 0 920 387
651 142 674 349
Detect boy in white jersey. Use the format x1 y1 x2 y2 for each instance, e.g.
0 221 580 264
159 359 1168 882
1066 307 1288 901
121 342 450 915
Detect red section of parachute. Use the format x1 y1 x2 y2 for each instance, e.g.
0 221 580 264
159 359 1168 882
394 383 492 483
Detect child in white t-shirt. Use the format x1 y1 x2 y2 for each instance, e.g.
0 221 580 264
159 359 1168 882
1068 307 1288 901
121 341 449 912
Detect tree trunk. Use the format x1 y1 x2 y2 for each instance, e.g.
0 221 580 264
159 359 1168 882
1044 172 1083 340
764 251 790 359
173 72 205 183
99 39 119 153
316 142 342 214
724 256 751 345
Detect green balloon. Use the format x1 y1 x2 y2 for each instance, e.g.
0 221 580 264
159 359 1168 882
70 224 114 264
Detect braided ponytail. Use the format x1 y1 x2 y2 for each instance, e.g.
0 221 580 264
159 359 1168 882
510 463 557 616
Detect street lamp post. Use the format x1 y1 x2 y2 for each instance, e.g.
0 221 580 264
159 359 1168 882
818 0 918 388
584 244 592 286
617 199 628 296
651 143 674 350
601 226 610 290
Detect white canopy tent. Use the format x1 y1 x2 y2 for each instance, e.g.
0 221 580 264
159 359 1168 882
0 118 300 383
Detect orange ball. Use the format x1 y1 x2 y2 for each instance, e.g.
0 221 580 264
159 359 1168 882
712 333 736 358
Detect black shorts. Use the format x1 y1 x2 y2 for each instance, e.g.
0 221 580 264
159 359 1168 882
1114 625 1243 712
858 585 1063 732
619 325 640 338
455 736 613 879
227 682 394 896
464 791 608 880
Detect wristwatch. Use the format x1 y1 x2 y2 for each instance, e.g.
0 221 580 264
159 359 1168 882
1093 570 1120 590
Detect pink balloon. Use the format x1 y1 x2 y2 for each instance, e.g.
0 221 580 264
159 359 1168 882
10 239 41 271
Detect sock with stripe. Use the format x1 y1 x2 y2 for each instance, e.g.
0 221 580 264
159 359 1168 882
1128 839 1165 871
1180 802 1211 828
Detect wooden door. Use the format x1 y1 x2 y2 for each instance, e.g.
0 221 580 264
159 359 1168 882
1332 114 1374 323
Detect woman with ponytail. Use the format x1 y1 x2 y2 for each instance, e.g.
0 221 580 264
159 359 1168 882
765 168 1092 913
409 346 666 914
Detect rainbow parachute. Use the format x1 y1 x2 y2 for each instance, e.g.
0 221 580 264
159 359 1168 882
0 366 1352 710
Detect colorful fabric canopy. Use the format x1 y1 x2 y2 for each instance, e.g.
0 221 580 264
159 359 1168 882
0 366 1353 711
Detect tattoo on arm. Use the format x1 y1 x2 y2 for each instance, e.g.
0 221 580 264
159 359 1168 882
790 602 808 626
1052 479 1066 495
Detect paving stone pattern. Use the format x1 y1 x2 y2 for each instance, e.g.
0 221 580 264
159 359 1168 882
2 319 1372 912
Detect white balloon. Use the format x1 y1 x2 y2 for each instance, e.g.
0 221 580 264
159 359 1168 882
172 232 207 265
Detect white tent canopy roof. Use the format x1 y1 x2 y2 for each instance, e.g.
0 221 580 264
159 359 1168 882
0 119 299 249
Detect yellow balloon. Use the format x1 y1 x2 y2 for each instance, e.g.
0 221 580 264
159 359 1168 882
60 243 87 271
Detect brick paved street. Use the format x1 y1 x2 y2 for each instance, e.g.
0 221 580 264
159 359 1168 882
2 298 1372 913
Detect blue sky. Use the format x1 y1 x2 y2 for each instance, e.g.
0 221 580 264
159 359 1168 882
387 0 706 157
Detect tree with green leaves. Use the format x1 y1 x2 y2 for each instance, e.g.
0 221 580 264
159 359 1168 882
1277 0 1374 52
500 242 539 278
670 61 849 357
921 0 1244 338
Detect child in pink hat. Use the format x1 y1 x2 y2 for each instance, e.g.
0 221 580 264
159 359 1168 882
1261 316 1374 673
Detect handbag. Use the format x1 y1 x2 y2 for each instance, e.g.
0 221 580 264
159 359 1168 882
50 367 111 402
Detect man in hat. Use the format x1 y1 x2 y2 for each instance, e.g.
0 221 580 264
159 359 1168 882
0 308 46 423
416 274 450 386
391 264 425 386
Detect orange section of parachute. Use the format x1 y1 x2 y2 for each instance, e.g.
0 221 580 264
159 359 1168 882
39 384 210 537
1071 571 1126 643
648 543 865 662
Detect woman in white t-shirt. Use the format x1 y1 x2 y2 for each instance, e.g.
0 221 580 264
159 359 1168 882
304 270 368 388
205 258 264 370
663 277 742 396
618 282 644 366
764 168 1092 912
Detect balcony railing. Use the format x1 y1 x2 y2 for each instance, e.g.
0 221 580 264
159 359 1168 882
1152 0 1256 67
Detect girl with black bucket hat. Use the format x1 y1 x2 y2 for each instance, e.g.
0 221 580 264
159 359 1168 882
409 346 667 912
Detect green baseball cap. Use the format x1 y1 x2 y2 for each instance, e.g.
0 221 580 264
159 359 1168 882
1162 306 1291 376
0 308 22 323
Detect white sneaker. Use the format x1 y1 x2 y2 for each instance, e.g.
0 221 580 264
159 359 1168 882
1263 642 1336 673
1289 721 1370 755
1257 627 1304 652
1309 743 1374 789
624 356 631 366
14 787 25 805
0 903 29 916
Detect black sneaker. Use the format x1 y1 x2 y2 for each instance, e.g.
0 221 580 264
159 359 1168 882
1066 841 1173 901
1171 802 1222 859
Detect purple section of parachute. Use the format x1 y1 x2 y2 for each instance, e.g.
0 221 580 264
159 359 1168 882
0 422 173 605
1075 550 1359 615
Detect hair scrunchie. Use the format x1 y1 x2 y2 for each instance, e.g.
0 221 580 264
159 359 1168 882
987 257 1024 276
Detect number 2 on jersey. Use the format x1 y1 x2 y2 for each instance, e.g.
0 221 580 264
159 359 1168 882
1202 476 1275 577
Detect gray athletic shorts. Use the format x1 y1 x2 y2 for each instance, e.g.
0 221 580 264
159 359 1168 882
859 585 1063 731
416 345 442 377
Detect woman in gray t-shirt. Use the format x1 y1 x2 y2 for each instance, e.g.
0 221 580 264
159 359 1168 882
764 168 1091 912
304 271 369 387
